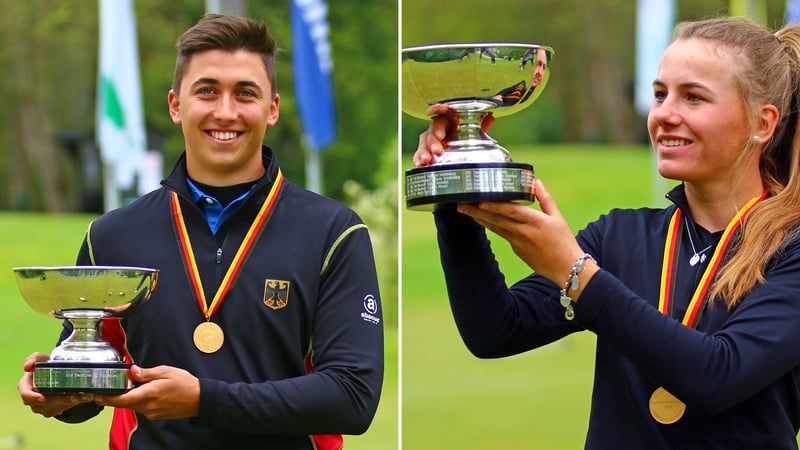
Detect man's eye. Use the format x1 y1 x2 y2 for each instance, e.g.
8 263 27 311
198 87 215 95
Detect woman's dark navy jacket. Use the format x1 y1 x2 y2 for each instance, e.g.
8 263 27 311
435 184 800 449
57 147 383 450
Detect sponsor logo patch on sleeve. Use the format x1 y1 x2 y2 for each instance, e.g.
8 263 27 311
361 294 381 325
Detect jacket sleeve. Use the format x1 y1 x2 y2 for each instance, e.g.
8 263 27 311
433 206 585 359
574 239 800 415
192 223 384 435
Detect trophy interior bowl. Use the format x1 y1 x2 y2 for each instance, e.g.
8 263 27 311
13 266 159 318
402 42 553 120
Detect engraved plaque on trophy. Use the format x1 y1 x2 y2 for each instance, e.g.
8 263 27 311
403 43 553 210
14 266 159 394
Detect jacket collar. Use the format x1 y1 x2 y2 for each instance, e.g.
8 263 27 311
161 145 281 201
665 182 689 214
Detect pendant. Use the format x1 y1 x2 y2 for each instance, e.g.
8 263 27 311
689 253 708 266
193 321 225 353
649 387 686 424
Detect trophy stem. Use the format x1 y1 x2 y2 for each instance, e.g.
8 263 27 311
62 318 114 351
436 110 511 164
48 313 123 363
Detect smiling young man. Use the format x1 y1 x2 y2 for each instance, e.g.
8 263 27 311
169 46 279 186
19 14 384 450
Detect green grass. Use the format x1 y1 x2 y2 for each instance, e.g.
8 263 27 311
401 143 658 448
0 144 665 449
0 213 109 449
0 212 398 449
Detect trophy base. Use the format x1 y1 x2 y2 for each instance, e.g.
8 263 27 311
34 361 131 395
405 162 535 211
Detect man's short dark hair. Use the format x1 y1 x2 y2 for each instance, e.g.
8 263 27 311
172 14 277 97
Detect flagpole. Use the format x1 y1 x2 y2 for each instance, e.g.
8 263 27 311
205 0 245 16
103 161 121 211
291 0 337 194
305 139 322 194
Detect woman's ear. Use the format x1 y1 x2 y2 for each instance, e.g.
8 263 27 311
755 103 780 142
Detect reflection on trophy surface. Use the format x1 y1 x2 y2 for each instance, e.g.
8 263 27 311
13 266 159 394
403 43 553 210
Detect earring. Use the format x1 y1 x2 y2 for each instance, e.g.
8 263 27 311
753 136 760 141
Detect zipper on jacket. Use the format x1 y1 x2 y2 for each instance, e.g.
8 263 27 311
216 248 223 264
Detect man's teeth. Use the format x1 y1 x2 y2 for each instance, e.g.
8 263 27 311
662 139 689 147
211 131 238 140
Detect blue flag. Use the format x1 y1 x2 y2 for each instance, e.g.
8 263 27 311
788 0 800 23
291 0 337 152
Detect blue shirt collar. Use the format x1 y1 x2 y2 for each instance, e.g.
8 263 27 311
186 178 250 235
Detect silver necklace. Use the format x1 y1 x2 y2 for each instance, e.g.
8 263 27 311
684 218 712 266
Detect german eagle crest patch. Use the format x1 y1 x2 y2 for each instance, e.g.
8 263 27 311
263 279 290 310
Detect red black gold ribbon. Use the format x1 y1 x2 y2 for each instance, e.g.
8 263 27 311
651 191 766 424
171 170 284 321
658 191 766 327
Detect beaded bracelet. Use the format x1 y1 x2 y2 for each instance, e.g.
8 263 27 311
559 253 597 320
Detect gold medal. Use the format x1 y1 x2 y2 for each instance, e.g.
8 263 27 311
172 173 284 357
649 387 686 424
193 321 224 353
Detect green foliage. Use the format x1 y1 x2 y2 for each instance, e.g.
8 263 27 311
401 0 789 145
343 176 398 327
255 0 399 199
0 0 397 211
341 132 398 329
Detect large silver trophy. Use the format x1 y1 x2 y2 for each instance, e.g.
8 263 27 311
13 266 159 394
403 43 553 210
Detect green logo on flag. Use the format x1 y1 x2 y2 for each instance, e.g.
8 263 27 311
102 76 126 128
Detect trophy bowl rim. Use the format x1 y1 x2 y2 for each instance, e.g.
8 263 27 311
402 42 555 120
402 42 554 54
13 265 160 318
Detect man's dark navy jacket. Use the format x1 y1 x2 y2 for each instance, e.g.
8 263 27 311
57 147 383 450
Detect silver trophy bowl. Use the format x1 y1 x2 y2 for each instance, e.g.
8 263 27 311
403 42 553 210
14 266 159 394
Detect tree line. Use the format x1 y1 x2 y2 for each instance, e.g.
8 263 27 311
0 0 397 212
3 0 789 212
401 0 789 151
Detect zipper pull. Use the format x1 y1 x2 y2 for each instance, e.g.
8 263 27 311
216 248 223 264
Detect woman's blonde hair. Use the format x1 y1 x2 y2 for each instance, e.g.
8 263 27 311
675 18 800 307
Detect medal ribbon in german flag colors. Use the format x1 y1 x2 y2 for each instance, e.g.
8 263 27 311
171 170 284 353
658 191 766 328
650 191 765 425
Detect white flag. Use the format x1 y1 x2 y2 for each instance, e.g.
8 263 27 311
634 0 675 116
96 0 146 192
